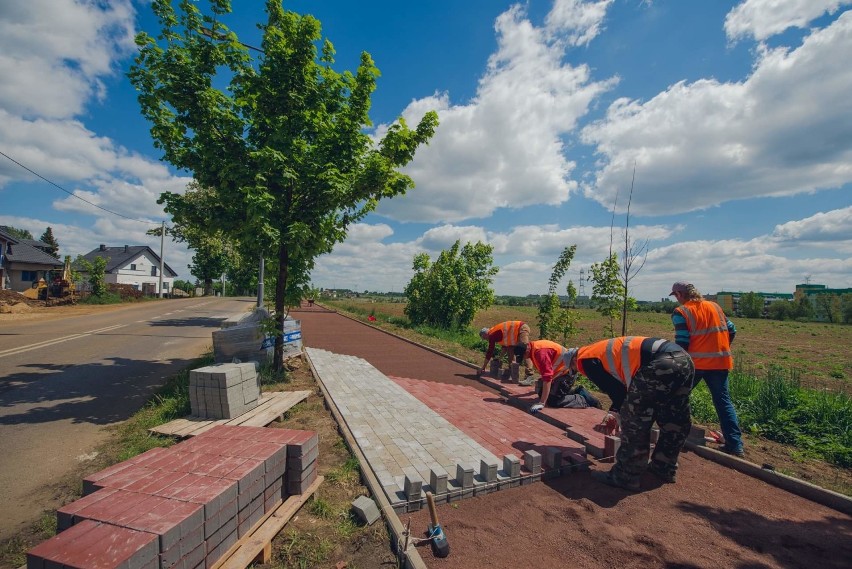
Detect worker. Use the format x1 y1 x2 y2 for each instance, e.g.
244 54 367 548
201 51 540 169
480 321 535 384
515 339 599 412
670 281 744 457
565 336 695 491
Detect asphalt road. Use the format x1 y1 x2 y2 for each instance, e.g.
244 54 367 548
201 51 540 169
0 296 257 540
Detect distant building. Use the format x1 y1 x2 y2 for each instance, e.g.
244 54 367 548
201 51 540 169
708 291 794 316
795 283 852 321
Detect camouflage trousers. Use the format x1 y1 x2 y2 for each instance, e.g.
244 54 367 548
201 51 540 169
610 350 695 485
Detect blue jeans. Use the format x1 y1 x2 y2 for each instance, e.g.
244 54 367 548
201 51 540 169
694 369 743 453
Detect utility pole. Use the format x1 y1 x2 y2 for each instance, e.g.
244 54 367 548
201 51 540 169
158 220 165 298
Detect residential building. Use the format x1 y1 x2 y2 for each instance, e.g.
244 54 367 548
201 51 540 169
0 227 62 291
77 244 178 296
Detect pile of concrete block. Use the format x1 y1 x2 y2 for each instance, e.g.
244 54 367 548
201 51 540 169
212 309 302 365
28 425 319 569
188 362 260 420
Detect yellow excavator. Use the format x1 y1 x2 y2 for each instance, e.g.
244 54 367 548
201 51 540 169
22 256 75 302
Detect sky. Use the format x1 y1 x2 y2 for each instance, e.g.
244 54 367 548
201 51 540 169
1 0 850 301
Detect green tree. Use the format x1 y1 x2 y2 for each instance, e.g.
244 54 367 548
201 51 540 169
76 255 108 297
404 241 497 329
173 279 194 293
537 245 577 341
814 293 841 323
589 252 624 337
39 227 60 257
2 226 33 240
792 290 815 320
739 292 764 318
130 1 437 370
766 300 793 321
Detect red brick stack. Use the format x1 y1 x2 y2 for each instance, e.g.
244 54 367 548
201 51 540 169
27 425 319 569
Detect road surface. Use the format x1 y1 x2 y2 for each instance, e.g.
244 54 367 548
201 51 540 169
0 296 256 539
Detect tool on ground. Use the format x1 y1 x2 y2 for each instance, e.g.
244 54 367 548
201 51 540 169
425 491 450 558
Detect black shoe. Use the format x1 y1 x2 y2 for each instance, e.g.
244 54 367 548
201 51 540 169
590 470 640 491
724 447 745 458
647 462 676 483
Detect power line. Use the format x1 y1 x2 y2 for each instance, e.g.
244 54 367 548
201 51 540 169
0 150 159 225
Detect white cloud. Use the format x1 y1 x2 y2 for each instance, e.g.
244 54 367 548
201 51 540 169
581 10 852 215
771 206 852 251
545 0 614 46
0 0 136 119
374 2 616 223
725 0 851 41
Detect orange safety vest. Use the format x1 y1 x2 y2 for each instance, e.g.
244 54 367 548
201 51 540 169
576 336 646 388
529 339 570 377
489 320 524 346
674 300 733 370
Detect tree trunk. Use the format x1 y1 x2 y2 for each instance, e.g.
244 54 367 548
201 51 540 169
204 278 213 296
273 242 289 371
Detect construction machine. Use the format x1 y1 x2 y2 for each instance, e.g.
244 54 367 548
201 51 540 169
47 256 76 300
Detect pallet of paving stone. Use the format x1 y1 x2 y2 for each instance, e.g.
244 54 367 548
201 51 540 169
29 426 320 569
210 475 323 569
149 390 311 438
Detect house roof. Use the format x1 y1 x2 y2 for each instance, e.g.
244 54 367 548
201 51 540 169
78 245 178 277
0 229 62 267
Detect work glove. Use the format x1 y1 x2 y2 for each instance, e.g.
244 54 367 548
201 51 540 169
529 402 544 414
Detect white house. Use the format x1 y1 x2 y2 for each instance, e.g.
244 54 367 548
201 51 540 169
78 244 178 295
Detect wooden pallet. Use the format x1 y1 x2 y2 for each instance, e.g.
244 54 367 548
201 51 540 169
149 391 311 438
211 475 324 569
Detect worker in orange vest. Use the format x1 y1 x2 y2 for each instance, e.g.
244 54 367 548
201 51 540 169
480 320 535 384
670 281 743 457
566 336 695 491
515 340 600 411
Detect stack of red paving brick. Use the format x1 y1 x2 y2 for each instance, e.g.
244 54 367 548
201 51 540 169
27 425 319 569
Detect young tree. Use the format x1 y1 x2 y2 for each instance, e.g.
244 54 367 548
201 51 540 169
537 245 577 341
76 255 108 297
739 292 764 318
589 253 625 337
617 167 647 335
39 227 60 257
130 1 438 370
404 241 497 329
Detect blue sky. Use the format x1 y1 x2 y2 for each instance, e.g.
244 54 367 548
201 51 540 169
1 0 850 300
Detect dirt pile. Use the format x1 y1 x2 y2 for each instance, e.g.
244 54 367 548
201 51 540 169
0 289 44 312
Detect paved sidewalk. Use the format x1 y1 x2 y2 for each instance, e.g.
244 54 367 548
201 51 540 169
307 348 584 512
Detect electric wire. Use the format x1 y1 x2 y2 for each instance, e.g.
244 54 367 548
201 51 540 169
0 149 160 225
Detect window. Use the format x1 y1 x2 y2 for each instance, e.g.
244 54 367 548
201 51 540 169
151 267 158 276
163 282 169 290
22 271 38 281
130 264 137 271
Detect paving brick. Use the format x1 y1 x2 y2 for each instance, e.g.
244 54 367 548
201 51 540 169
429 468 448 495
503 455 521 479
